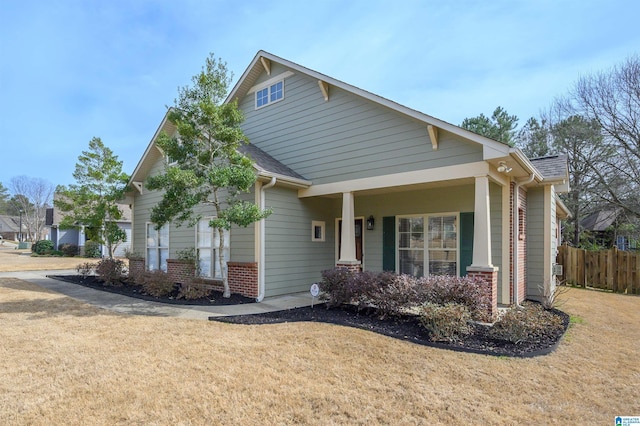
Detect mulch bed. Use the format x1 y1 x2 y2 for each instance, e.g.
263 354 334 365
47 275 255 306
48 274 569 357
213 304 570 358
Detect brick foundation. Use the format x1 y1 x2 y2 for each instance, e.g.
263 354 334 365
336 262 362 273
167 259 196 285
128 257 145 282
466 267 498 320
226 262 259 298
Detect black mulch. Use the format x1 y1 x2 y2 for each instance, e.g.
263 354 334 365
48 274 569 358
47 275 255 306
213 303 570 358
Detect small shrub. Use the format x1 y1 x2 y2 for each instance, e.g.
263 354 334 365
141 270 176 297
366 273 426 318
32 240 55 255
76 262 96 279
422 275 492 322
319 268 357 307
124 249 143 259
490 302 564 344
84 241 102 258
95 258 126 286
59 243 79 257
177 283 212 300
538 280 569 310
418 302 473 342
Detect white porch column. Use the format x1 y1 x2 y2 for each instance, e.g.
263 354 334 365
338 191 358 263
470 176 493 268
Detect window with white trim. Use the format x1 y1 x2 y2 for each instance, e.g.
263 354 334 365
146 223 169 272
256 80 284 108
311 221 325 242
397 214 458 277
196 218 230 279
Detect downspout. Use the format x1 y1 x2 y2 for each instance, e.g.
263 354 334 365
513 173 535 306
256 176 276 302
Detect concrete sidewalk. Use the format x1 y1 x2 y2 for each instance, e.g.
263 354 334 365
0 269 315 320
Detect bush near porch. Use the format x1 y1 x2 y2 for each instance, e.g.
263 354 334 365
320 269 493 322
319 268 565 344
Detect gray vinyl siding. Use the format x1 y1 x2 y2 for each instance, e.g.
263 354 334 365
132 156 256 262
263 186 336 297
527 187 545 298
132 157 167 257
240 64 483 184
55 228 80 248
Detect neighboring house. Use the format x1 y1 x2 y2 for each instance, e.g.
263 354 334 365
125 50 570 313
581 209 638 250
0 215 25 241
46 200 132 257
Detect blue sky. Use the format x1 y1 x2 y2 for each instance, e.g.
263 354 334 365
1 0 638 191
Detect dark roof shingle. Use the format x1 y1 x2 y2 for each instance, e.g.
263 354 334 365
529 154 569 180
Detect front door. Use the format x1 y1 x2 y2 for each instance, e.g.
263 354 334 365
338 218 364 266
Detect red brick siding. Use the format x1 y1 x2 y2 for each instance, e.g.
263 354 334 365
466 269 498 320
128 257 145 282
509 183 527 304
336 262 362 273
226 262 258 298
167 259 195 285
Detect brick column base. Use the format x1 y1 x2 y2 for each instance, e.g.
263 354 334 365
128 257 145 283
466 266 499 321
167 259 195 285
336 261 362 273
227 262 259 298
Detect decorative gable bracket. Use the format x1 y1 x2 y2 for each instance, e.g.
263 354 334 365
427 125 438 150
260 57 271 76
132 181 143 194
318 80 329 101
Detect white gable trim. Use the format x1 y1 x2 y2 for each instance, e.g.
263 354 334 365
298 162 489 198
248 71 294 94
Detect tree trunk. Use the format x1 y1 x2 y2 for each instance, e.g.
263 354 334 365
218 227 230 298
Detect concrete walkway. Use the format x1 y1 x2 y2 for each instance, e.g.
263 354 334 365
0 269 314 320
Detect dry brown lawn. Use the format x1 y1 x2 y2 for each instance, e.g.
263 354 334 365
1 278 638 425
0 247 95 272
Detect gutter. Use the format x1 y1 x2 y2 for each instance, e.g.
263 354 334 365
256 176 276 302
513 173 535 306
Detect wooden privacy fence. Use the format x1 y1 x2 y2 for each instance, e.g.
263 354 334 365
556 245 639 294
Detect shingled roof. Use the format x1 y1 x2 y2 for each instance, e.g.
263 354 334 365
529 154 569 180
238 143 308 181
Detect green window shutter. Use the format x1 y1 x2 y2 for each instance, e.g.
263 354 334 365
382 216 396 271
459 212 474 276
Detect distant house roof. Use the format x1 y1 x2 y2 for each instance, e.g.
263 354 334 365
48 194 132 226
581 210 620 232
529 154 569 181
0 215 20 233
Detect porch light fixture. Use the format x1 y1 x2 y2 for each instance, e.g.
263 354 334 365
366 215 375 230
497 161 512 174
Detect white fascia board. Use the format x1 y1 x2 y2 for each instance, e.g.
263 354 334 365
248 71 294 94
509 148 544 182
298 162 489 198
256 170 311 188
128 110 172 186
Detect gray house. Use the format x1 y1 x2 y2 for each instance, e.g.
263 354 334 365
126 51 570 313
46 201 132 257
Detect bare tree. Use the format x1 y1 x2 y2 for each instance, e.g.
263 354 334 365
9 176 55 241
571 55 640 216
